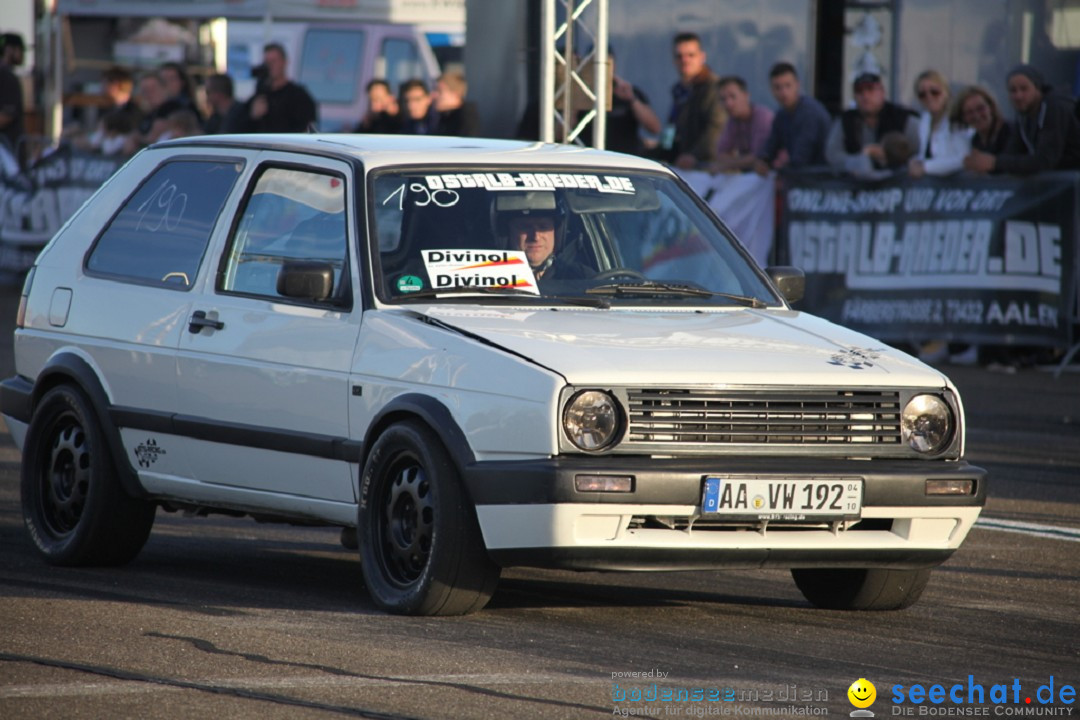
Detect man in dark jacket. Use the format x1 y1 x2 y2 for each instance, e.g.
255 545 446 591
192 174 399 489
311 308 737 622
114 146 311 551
0 32 26 166
964 64 1080 175
247 43 317 133
825 72 919 177
354 79 401 134
754 62 832 173
204 74 248 134
666 32 726 169
399 79 440 135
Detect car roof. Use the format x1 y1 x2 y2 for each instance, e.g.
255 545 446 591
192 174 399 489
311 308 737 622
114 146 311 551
157 134 671 173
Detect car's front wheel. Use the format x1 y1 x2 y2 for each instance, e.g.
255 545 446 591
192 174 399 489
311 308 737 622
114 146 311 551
358 421 499 615
791 567 932 610
21 384 156 566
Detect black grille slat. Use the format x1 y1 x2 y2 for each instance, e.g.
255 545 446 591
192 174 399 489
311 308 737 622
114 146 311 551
626 389 902 446
630 416 898 427
634 393 898 404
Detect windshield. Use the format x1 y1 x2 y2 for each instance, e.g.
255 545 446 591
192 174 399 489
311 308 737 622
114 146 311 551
370 168 778 307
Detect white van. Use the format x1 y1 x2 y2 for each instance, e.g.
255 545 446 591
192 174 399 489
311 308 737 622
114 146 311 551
226 21 441 132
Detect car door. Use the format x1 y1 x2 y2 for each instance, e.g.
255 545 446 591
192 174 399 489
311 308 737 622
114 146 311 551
173 154 361 506
75 152 246 486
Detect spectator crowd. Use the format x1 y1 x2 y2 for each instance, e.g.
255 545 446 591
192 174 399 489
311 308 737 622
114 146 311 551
643 31 1080 183
0 38 483 167
2 28 1076 185
1 29 1075 369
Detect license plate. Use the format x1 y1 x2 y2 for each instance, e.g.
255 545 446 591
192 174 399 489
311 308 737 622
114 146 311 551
702 477 863 521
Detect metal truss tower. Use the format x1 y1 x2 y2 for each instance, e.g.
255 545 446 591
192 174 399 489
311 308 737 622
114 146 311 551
539 0 609 149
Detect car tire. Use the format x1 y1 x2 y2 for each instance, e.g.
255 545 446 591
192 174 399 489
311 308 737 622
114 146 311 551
21 384 156 566
791 567 932 610
358 421 499 615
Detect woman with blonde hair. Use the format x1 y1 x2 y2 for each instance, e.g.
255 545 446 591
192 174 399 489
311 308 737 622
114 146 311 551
907 69 972 177
954 85 1012 155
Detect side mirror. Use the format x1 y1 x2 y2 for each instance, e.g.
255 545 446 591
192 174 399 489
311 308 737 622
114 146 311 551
277 261 334 303
765 265 805 304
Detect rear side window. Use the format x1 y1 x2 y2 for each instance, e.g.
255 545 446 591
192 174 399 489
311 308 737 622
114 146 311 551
86 160 241 289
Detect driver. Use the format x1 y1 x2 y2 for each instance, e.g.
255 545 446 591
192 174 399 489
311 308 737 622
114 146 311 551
505 208 589 284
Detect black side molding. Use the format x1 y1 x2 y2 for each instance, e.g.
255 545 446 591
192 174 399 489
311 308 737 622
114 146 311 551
110 407 364 463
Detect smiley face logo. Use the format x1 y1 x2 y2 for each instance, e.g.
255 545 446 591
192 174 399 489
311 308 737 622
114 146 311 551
848 678 877 709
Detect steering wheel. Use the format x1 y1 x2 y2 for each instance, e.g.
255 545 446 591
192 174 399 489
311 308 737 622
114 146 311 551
593 267 648 283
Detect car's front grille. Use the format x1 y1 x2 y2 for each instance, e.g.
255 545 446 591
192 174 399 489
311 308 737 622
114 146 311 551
625 389 902 448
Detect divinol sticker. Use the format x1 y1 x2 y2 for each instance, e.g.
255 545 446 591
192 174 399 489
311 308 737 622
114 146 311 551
421 249 540 295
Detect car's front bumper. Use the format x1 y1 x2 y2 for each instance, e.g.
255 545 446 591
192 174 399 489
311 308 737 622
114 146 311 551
463 456 985 571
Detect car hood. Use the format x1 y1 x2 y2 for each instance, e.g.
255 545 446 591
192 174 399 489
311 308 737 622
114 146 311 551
413 305 946 387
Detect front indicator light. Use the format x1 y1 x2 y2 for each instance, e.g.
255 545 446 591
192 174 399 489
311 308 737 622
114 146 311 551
926 479 975 496
901 394 953 453
575 474 633 493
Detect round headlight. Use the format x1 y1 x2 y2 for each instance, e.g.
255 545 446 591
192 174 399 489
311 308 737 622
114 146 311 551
901 394 953 453
563 390 622 451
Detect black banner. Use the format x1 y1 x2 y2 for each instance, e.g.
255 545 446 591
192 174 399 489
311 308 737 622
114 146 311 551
780 172 1079 347
0 146 122 274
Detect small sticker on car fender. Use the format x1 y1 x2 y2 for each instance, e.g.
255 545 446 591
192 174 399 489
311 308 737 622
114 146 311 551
134 438 166 468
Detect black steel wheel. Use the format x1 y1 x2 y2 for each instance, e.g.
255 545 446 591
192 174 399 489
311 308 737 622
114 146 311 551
21 384 155 566
358 421 499 615
792 567 932 610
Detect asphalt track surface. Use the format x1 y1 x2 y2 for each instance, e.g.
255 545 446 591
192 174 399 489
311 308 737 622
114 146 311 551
0 283 1077 720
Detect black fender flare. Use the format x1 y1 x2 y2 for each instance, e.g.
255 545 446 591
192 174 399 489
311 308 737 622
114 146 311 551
26 354 147 499
360 393 477 500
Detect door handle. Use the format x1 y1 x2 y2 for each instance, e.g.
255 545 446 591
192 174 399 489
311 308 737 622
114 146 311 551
188 310 225 333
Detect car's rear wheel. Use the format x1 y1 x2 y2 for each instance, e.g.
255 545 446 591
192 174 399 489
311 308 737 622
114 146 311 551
791 567 932 610
21 384 156 566
358 421 499 615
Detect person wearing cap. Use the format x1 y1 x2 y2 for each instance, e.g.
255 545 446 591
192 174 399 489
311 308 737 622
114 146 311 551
824 72 920 177
0 32 26 166
964 64 1080 175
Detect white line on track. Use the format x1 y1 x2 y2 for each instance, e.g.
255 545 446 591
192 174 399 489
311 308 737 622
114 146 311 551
975 517 1080 542
0 673 601 698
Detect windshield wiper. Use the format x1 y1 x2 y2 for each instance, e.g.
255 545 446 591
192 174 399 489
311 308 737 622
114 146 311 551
399 286 538 300
585 281 767 308
397 286 610 308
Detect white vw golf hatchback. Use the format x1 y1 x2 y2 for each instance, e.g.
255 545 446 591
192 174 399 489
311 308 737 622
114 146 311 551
2 135 985 615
